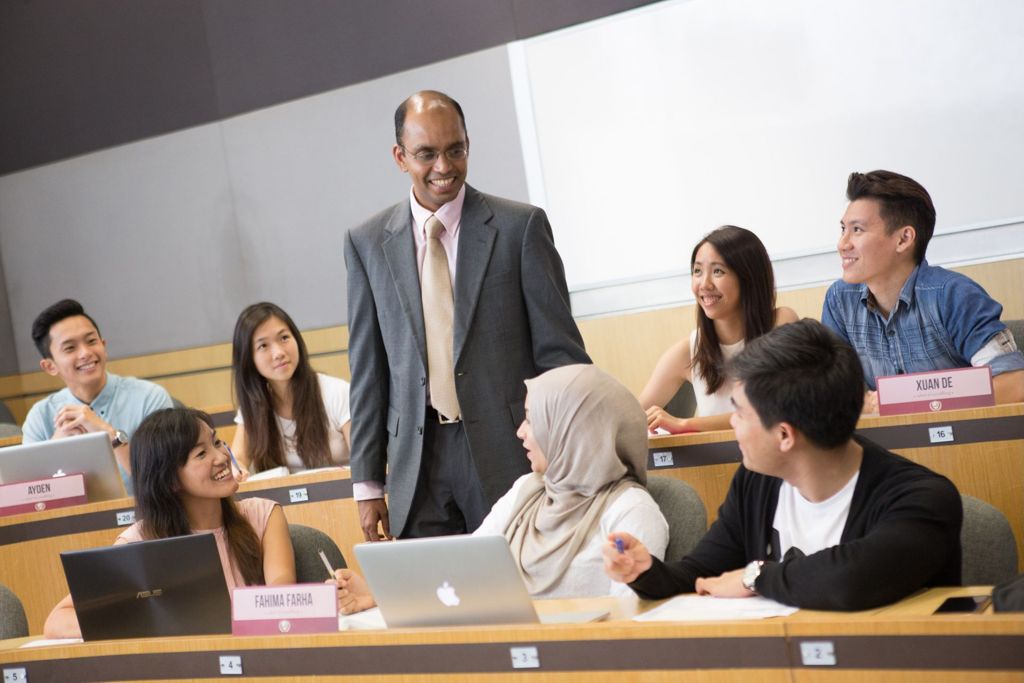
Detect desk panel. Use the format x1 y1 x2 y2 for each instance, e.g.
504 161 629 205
0 470 357 635
1 590 1021 682
648 404 1024 570
0 618 790 682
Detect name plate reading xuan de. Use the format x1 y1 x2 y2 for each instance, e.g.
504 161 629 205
876 366 994 416
232 583 338 635
0 473 87 516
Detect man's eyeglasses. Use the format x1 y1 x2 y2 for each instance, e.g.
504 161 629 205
401 145 468 164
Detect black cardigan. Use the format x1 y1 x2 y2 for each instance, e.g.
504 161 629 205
631 437 962 610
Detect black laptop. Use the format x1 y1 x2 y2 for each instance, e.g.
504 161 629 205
60 533 231 640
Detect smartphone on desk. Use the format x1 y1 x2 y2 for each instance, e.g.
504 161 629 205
933 595 991 614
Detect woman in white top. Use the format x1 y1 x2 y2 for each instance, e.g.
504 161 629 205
641 226 797 433
231 302 351 474
332 364 669 611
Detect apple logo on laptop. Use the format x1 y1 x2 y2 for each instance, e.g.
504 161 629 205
436 581 460 607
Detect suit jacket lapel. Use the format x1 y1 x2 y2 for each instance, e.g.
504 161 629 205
382 202 428 370
453 186 497 364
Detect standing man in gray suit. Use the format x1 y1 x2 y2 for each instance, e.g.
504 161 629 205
344 91 589 540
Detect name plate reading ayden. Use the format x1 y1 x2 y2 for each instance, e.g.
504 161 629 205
232 583 338 635
876 366 994 416
0 473 87 516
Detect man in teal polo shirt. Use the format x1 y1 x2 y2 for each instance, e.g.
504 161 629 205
22 299 173 493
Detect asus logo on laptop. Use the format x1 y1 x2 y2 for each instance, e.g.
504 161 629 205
136 589 164 599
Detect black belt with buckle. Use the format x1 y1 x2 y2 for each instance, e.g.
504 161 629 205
426 406 461 424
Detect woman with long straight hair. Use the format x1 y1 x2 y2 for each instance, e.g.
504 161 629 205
231 302 351 475
44 407 295 638
640 226 797 433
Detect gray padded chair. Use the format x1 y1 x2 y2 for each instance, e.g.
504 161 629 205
1005 319 1024 349
646 476 708 563
664 381 697 420
0 400 16 425
0 584 29 639
960 495 1018 586
289 524 347 583
0 401 20 439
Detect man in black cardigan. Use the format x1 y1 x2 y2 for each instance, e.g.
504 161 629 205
605 319 962 610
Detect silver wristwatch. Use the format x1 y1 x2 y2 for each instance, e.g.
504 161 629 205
742 560 764 592
111 429 129 449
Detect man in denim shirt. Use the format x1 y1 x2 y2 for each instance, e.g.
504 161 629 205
822 170 1024 410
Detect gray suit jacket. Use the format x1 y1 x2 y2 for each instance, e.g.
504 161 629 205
344 185 590 536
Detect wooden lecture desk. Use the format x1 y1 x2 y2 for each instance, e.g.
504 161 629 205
649 402 1024 569
0 587 1020 682
0 469 359 635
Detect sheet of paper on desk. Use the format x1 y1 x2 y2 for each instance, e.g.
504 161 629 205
339 607 387 630
633 595 798 621
20 638 83 648
245 466 291 481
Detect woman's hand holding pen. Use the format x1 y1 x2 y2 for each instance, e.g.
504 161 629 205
327 568 376 614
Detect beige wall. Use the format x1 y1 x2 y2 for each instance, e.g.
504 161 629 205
2 258 1020 421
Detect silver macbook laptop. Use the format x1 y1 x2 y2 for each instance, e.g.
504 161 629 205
0 431 127 501
355 534 608 628
60 533 231 640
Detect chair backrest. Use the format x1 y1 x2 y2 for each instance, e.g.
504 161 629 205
646 476 707 563
0 584 28 639
1004 319 1024 347
960 495 1018 586
0 423 21 439
664 381 697 420
288 524 347 583
0 400 17 426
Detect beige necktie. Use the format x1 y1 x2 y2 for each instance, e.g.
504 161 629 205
422 215 460 420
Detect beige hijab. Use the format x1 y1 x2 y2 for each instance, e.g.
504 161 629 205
503 364 648 594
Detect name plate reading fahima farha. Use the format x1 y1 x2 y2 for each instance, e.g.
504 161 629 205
0 472 87 516
232 583 338 635
876 366 994 416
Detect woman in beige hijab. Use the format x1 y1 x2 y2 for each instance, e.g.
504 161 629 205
331 364 669 611
474 363 668 598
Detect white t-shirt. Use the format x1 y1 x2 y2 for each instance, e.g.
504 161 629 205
772 471 859 560
235 373 351 470
474 474 669 599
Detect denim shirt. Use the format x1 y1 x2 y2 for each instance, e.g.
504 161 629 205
821 261 1024 390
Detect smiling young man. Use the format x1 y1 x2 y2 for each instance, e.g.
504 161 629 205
821 170 1024 408
22 299 174 491
344 91 589 541
604 319 962 611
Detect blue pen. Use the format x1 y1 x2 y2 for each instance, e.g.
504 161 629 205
224 444 243 474
615 538 625 554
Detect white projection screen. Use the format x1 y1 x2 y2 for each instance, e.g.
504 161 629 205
515 0 1024 295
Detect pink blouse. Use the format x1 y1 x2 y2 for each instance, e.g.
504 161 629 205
115 497 278 591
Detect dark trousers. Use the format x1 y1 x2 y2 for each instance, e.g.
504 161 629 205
401 410 490 538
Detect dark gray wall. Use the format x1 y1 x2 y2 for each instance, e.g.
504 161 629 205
0 245 15 375
0 0 662 176
0 0 660 374
0 46 529 373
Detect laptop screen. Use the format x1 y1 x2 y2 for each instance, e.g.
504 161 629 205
61 533 231 640
355 534 538 628
0 431 126 502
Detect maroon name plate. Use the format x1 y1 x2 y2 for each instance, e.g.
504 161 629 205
0 472 88 516
232 583 338 635
876 366 994 416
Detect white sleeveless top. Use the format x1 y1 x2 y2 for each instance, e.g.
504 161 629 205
688 329 744 416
